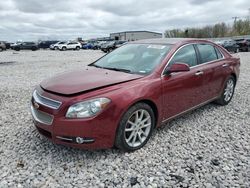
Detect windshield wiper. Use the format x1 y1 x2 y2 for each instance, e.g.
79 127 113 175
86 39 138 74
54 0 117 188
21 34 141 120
89 64 131 73
89 64 103 68
104 67 131 73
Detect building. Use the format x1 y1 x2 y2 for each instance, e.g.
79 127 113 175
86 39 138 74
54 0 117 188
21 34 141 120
110 31 162 41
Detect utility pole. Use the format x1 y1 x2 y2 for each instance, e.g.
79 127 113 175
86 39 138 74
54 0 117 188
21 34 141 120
232 16 239 23
248 8 250 20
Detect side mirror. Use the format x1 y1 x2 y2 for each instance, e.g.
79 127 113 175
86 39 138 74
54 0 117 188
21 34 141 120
164 63 190 75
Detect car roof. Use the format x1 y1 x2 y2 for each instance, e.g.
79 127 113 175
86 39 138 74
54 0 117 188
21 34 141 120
131 38 212 45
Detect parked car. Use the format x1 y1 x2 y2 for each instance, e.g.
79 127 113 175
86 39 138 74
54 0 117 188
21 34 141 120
2 41 11 49
58 41 81 51
10 42 22 49
31 38 240 151
38 41 59 49
82 43 94 49
215 39 239 53
50 41 66 50
0 41 7 52
234 39 250 52
101 40 126 53
12 42 39 51
92 41 107 50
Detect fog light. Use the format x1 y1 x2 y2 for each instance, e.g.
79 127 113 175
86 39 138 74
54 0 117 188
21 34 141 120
76 137 84 144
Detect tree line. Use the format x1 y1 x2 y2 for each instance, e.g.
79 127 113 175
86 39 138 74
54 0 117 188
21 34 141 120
165 19 250 38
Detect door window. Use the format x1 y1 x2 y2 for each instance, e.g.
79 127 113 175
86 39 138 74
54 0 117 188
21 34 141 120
196 44 218 63
168 45 197 67
215 47 223 59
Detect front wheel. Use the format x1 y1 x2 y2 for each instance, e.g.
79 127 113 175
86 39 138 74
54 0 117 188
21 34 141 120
76 46 80 50
115 103 155 151
215 76 235 105
0 47 3 52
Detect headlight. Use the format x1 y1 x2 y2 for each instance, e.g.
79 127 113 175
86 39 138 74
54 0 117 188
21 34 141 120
66 98 111 118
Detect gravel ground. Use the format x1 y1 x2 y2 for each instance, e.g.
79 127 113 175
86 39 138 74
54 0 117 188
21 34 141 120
0 50 249 188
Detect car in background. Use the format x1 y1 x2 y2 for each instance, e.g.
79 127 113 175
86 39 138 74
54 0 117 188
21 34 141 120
10 42 22 49
12 42 39 51
38 41 59 49
92 41 107 50
31 38 240 151
234 39 250 52
82 43 94 49
58 41 81 51
50 42 66 50
0 41 7 52
101 40 126 53
215 39 239 53
2 41 11 49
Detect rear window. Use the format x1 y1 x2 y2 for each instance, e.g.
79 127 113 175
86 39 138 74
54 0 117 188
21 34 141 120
196 44 218 63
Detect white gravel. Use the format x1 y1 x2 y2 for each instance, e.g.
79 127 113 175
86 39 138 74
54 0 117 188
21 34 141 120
0 50 250 187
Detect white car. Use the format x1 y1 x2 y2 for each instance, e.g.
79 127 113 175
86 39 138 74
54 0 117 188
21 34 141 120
58 41 81 51
50 41 66 50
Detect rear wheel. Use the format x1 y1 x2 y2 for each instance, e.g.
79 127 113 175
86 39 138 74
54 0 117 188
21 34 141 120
0 47 3 52
215 76 235 105
115 103 155 151
62 47 66 51
76 46 80 50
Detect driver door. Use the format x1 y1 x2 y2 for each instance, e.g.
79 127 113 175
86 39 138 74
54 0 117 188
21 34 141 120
161 44 204 120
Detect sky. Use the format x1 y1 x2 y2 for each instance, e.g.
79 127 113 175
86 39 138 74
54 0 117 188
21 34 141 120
0 0 249 42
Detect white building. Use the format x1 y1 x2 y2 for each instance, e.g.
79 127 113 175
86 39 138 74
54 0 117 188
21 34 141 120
110 31 162 41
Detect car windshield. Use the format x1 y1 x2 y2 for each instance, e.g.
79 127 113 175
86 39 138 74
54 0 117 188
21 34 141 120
90 43 172 75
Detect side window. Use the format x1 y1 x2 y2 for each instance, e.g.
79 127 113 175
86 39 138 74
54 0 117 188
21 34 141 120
215 47 223 59
196 44 218 63
168 45 197 67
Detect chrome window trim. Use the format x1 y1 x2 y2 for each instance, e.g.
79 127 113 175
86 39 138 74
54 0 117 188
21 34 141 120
30 105 54 125
33 90 62 110
161 43 225 77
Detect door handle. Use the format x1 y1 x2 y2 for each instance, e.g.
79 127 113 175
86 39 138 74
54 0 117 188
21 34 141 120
195 71 204 76
222 63 229 67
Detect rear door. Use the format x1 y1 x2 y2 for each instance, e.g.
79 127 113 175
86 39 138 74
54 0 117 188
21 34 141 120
195 43 229 100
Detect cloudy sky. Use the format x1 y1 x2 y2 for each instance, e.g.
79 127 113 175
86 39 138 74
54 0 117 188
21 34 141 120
0 0 249 41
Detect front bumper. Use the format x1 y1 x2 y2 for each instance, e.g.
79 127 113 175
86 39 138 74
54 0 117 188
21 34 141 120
30 90 118 149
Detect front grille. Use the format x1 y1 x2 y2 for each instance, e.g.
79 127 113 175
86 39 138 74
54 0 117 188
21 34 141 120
33 90 61 109
31 105 54 125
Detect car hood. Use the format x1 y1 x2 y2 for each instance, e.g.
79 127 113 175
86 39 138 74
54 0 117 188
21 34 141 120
40 66 143 95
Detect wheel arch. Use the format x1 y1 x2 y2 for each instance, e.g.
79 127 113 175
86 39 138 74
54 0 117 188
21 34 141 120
121 99 159 129
230 73 237 83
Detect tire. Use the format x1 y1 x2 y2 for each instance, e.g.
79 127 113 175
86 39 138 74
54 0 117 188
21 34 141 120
76 46 80 50
31 47 37 51
115 103 155 151
0 47 3 52
54 47 58 50
62 47 66 51
14 47 20 51
215 76 236 105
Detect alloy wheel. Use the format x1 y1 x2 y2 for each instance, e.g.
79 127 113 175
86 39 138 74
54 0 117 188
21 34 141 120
224 78 234 102
124 109 152 148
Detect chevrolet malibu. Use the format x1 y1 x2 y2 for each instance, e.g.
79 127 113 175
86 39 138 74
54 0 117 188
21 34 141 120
31 38 240 151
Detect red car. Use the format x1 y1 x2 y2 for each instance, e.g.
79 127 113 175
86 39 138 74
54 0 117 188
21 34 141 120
31 38 240 151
